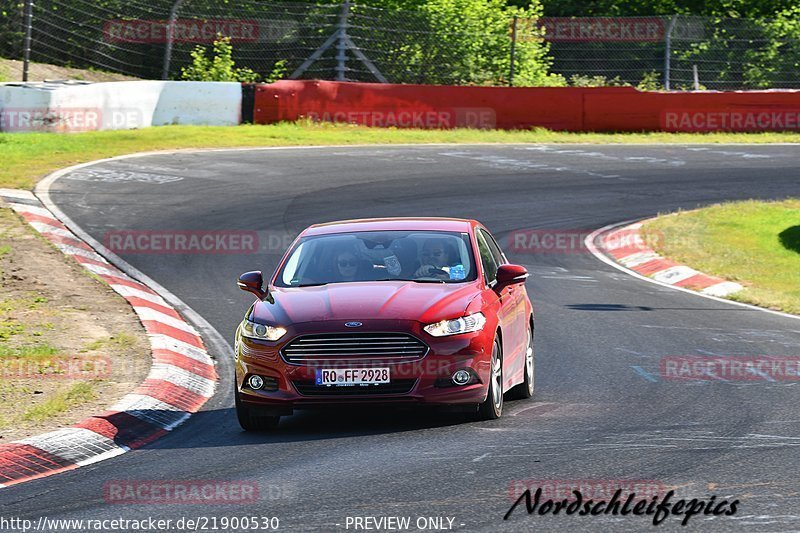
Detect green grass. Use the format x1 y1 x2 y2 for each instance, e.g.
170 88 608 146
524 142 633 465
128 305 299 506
22 382 96 422
2 122 800 189
82 332 135 352
0 343 59 359
643 199 800 314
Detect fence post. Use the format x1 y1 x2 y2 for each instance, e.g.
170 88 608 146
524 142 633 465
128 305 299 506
22 0 34 82
335 0 351 81
663 15 678 90
162 0 185 80
509 15 518 87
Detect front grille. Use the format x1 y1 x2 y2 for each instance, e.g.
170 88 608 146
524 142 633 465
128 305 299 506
292 379 417 396
281 332 428 365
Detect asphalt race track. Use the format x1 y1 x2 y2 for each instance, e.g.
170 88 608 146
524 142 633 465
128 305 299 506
3 144 800 532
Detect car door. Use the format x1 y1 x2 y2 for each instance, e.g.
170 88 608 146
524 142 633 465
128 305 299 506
476 229 518 391
478 228 526 387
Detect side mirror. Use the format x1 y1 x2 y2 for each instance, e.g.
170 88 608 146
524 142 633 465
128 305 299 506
237 271 273 303
495 264 528 291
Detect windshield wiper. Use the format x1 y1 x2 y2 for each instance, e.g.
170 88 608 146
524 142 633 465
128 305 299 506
295 282 329 287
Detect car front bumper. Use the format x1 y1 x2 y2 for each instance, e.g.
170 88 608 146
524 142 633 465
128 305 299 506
235 322 492 415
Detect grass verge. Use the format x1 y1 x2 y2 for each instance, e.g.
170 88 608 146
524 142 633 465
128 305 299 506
642 199 800 315
22 383 96 422
2 122 800 189
0 207 150 439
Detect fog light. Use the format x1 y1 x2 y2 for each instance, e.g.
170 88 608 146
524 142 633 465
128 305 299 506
452 369 471 386
248 375 265 390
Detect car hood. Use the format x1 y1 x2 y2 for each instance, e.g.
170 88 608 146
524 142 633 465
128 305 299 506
251 281 480 325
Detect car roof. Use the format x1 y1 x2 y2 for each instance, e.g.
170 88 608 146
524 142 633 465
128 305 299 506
303 217 477 236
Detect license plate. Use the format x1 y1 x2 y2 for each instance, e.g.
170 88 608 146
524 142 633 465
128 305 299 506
315 368 390 386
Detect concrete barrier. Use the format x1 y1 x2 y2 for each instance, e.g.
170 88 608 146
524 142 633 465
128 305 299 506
0 81 242 133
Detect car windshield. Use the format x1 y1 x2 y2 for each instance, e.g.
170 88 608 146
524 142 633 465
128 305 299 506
275 230 478 287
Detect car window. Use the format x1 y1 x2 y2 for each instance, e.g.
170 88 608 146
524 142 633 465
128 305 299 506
275 230 478 287
479 228 507 267
476 231 499 284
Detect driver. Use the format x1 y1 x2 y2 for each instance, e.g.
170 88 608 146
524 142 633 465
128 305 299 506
414 238 452 279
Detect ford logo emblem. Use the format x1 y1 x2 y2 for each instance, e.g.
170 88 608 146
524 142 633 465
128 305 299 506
344 321 363 328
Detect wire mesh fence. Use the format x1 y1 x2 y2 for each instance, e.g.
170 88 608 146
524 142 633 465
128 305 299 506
542 15 800 90
1 0 799 89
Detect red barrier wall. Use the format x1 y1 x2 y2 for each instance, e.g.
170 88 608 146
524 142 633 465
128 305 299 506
253 80 800 132
584 90 800 132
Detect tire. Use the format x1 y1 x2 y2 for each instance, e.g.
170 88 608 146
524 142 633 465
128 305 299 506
477 338 503 420
511 325 535 400
235 381 280 431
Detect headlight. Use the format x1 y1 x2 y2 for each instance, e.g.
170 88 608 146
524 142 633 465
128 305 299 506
424 312 486 337
241 319 287 341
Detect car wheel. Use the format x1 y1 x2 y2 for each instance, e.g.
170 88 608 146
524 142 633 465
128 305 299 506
235 381 280 431
511 324 534 400
477 338 503 420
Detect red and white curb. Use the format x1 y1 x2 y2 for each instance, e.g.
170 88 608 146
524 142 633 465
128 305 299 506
0 189 218 488
595 219 743 297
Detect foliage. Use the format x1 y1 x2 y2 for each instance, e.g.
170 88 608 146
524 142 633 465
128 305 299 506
568 74 628 87
742 6 800 88
346 0 559 85
636 70 663 91
537 0 797 18
0 0 23 59
181 36 259 82
265 60 288 84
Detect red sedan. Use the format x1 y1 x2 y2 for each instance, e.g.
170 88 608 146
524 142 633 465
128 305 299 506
234 218 534 430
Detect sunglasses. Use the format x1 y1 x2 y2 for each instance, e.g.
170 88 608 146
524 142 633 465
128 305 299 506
338 259 358 267
422 250 445 257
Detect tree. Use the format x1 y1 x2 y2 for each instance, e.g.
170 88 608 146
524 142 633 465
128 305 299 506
743 6 800 88
181 36 259 82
